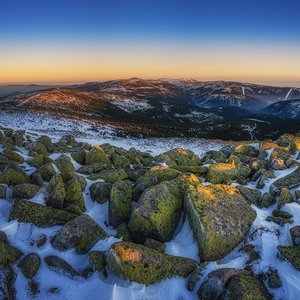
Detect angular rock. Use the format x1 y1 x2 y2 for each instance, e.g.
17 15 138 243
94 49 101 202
63 204 82 215
113 155 131 170
277 187 293 209
290 226 300 247
0 230 7 243
60 135 76 145
127 168 148 181
109 180 132 228
130 182 183 243
291 136 300 152
12 183 41 200
54 154 75 174
278 245 300 271
142 166 182 183
266 268 282 289
9 199 77 227
106 241 198 285
260 192 276 208
260 142 289 151
270 167 300 196
198 268 251 300
272 209 292 219
256 170 276 189
249 158 267 173
26 142 48 155
71 149 86 165
89 182 112 204
46 174 66 209
88 251 106 272
266 216 293 227
223 275 272 300
88 169 128 182
116 223 131 242
0 163 31 186
144 238 165 253
276 134 293 148
236 185 261 206
76 162 108 175
185 184 256 261
206 163 239 184
18 253 41 279
85 145 112 167
44 256 80 279
132 175 157 201
37 163 56 182
0 241 23 264
31 172 44 187
50 214 109 254
3 148 24 163
61 172 87 191
170 165 208 175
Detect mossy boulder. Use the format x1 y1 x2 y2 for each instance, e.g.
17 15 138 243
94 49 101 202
277 246 300 271
270 167 300 196
54 154 75 174
277 187 293 209
0 163 31 186
249 158 267 173
233 145 250 156
170 165 208 175
85 145 112 168
109 180 132 228
223 275 272 300
113 155 131 170
127 168 148 181
142 166 182 183
38 135 53 150
61 172 87 191
236 185 261 206
290 226 300 247
60 135 77 145
0 136 14 145
260 192 276 208
106 241 198 285
87 169 128 182
63 204 82 215
291 136 300 152
28 154 53 167
77 162 109 175
0 241 23 265
13 133 24 147
206 163 239 184
237 165 251 178
132 175 158 201
64 178 85 211
0 265 14 299
272 209 292 219
37 163 56 182
88 251 106 272
276 134 293 147
18 253 40 279
12 183 41 200
260 142 289 151
71 149 86 165
50 214 109 254
46 174 66 209
0 185 7 199
130 182 183 243
31 172 44 187
2 149 24 163
185 184 256 261
256 171 276 189
26 142 48 155
266 216 293 227
9 199 77 227
198 268 251 300
90 182 112 204
44 256 80 279
116 223 131 242
144 238 166 253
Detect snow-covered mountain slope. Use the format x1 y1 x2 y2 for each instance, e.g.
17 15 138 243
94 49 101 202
262 99 300 119
72 78 300 110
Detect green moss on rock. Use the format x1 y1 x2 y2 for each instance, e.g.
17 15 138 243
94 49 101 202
46 174 66 209
64 178 85 211
0 241 23 265
206 163 239 184
142 166 182 183
54 154 76 174
18 253 40 279
12 183 41 200
0 163 31 186
236 185 261 206
88 169 128 182
277 246 300 271
85 145 112 167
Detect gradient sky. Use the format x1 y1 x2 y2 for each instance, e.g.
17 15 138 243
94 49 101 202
1 0 300 86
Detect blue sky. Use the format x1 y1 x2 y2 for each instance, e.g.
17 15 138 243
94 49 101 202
1 0 300 85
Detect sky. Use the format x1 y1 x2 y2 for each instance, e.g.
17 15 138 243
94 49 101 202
1 0 300 86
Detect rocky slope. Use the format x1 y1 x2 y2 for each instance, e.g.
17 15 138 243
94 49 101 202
1 125 300 299
262 99 300 119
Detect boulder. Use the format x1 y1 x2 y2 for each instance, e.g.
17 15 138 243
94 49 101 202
132 175 157 201
130 182 183 243
116 223 131 242
0 265 15 299
290 226 300 247
12 183 41 200
144 238 165 253
291 136 300 152
223 275 272 300
249 158 267 174
272 209 292 219
276 134 293 147
260 142 289 151
38 135 54 150
260 192 276 208
170 165 208 175
88 251 106 272
0 163 31 186
0 184 7 199
127 168 148 181
64 178 85 211
71 149 86 165
77 162 109 175
266 216 293 226
185 184 256 261
46 174 66 209
37 163 56 182
277 187 293 209
88 169 128 182
142 166 182 183
236 185 261 206
61 172 87 191
2 149 24 163
113 155 131 170
256 171 276 189
206 163 239 184
106 241 198 285
85 145 112 167
59 135 77 145
109 180 132 228
9 199 77 227
63 204 82 215
44 256 80 279
0 230 7 243
50 214 109 254
198 268 251 300
26 142 48 155
0 241 23 264
90 182 112 204
54 154 76 174
270 167 300 196
18 253 40 279
277 246 300 271
30 172 44 187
